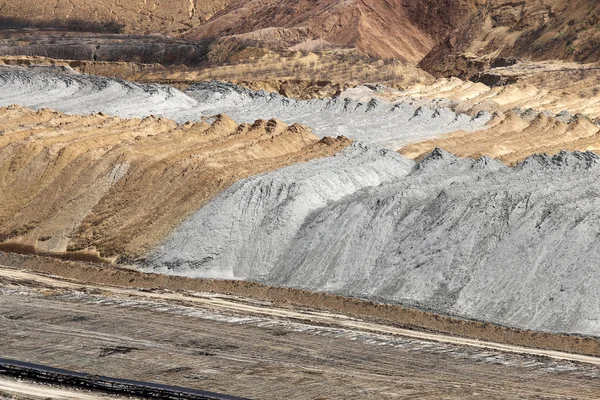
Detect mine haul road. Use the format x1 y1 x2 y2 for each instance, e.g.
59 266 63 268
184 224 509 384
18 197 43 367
1 265 600 366
2 262 600 399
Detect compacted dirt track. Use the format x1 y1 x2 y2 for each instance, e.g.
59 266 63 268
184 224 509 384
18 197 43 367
0 377 120 400
2 263 600 399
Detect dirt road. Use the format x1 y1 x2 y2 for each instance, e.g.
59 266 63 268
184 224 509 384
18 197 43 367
2 265 600 399
2 266 600 367
0 376 118 399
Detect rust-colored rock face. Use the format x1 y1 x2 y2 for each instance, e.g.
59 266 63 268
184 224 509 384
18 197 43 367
0 105 350 261
420 0 600 77
183 0 476 62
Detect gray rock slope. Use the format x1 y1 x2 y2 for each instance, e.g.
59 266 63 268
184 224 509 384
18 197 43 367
0 69 490 148
148 143 414 279
148 149 600 337
0 68 198 120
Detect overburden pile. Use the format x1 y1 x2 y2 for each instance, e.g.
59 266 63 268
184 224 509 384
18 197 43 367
0 105 350 259
0 70 491 149
2 68 600 338
148 148 600 337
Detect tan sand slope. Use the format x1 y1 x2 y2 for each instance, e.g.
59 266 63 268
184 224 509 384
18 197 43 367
400 111 600 165
0 105 350 261
397 69 600 120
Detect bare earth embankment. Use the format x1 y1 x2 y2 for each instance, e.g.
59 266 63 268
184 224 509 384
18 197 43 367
0 105 349 261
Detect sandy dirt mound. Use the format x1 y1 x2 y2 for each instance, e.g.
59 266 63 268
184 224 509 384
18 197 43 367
0 105 350 261
0 69 490 149
147 143 414 279
379 69 600 120
182 81 491 149
400 111 600 165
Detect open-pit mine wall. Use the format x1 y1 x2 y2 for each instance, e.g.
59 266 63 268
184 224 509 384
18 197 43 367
2 68 600 338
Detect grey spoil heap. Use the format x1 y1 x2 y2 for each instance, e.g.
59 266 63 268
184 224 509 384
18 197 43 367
0 69 490 149
148 148 600 337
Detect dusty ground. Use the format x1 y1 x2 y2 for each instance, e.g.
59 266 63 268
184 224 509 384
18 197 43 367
0 0 230 36
1 264 600 399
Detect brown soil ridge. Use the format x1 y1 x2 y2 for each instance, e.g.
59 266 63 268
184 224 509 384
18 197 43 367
3 251 600 359
0 53 435 99
0 106 350 261
397 65 600 119
399 110 600 165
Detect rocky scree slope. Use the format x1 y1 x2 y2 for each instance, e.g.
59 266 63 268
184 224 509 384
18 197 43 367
148 148 600 337
0 70 491 149
0 105 349 260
